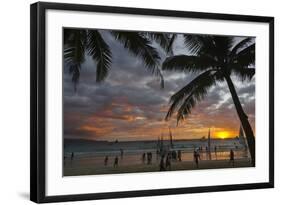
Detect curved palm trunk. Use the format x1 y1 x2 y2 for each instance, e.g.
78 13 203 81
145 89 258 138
224 74 255 166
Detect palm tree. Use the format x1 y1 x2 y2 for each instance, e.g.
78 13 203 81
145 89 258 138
64 29 172 90
162 35 256 166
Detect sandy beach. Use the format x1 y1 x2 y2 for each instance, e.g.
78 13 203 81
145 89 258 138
64 158 252 176
63 138 251 176
64 151 251 176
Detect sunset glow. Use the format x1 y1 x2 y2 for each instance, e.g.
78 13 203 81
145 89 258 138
214 131 232 139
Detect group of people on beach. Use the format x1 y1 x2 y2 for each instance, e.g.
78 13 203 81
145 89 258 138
192 147 235 168
142 152 153 164
66 144 237 173
67 146 235 169
104 155 120 167
104 149 124 167
158 150 182 171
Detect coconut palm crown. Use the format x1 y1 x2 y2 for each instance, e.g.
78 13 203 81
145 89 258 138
162 35 256 166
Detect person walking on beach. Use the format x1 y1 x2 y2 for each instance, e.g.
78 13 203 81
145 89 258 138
142 153 146 164
177 150 182 161
194 150 200 168
193 150 197 161
214 146 217 160
71 152 74 161
114 156 119 167
104 156 108 166
229 149 235 167
159 156 166 171
147 152 152 165
166 154 171 170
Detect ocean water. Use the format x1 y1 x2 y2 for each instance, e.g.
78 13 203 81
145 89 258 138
64 138 249 162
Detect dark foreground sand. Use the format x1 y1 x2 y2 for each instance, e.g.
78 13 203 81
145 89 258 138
64 158 252 176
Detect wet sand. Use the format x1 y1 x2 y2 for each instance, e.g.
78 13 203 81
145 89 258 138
64 158 252 176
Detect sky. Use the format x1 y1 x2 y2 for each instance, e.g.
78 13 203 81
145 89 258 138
63 30 255 141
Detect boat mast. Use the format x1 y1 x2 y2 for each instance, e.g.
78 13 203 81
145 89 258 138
169 127 174 149
208 128 212 160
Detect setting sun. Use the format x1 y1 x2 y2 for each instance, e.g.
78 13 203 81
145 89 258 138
215 131 231 139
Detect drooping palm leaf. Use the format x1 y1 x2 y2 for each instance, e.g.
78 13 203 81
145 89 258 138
64 30 86 65
87 30 112 82
112 31 161 70
229 37 254 58
68 64 80 91
232 68 255 81
145 32 171 52
162 55 218 73
183 34 205 54
167 34 177 55
183 34 221 55
165 69 217 122
112 31 164 87
233 43 255 66
64 29 86 88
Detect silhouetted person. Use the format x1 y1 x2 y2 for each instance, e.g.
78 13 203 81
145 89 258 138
142 153 146 164
114 156 119 167
147 152 152 164
194 150 199 168
177 150 182 161
159 156 166 171
230 149 235 167
71 152 74 161
214 146 217 160
104 156 108 166
197 150 201 160
193 150 197 161
165 154 171 170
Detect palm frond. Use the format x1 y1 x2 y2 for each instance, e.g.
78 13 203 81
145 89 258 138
64 29 73 45
162 55 218 73
87 30 112 82
112 31 160 69
183 34 205 54
211 36 234 62
229 37 254 58
234 43 255 66
146 32 171 52
112 31 164 87
64 30 86 65
184 34 221 55
165 69 217 122
68 64 81 91
64 30 86 88
167 34 177 55
232 68 255 81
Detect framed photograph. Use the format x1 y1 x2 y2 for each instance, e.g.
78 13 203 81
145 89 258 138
30 2 274 203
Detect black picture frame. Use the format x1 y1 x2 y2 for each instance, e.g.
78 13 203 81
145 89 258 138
30 2 274 203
